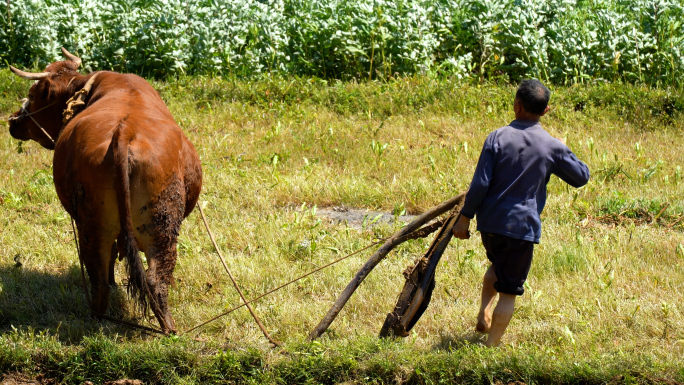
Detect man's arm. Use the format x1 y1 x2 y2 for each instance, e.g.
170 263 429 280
453 134 496 239
460 134 496 218
554 146 590 188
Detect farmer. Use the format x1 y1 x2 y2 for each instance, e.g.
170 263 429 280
452 79 590 347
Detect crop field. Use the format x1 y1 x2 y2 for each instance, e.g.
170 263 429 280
2 0 684 85
0 69 683 383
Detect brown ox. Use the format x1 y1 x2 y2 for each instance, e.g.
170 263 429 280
7 48 202 333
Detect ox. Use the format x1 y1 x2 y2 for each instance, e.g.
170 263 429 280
7 48 202 333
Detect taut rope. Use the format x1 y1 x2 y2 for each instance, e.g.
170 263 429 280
196 203 281 346
8 101 57 145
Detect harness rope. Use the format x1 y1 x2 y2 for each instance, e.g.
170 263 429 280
62 73 99 124
182 235 385 336
8 73 99 147
196 203 281 346
71 204 385 337
181 214 448 335
8 101 57 145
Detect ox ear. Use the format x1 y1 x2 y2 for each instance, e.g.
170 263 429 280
61 47 82 69
9 65 49 80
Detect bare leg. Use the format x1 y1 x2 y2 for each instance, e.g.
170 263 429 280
476 265 498 332
485 293 516 347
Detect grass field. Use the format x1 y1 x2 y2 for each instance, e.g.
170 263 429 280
0 72 683 384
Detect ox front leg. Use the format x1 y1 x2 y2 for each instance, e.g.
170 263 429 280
145 247 178 334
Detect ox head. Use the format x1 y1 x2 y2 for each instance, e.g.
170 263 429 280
8 48 84 150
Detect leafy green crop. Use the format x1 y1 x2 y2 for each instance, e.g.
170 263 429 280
1 0 683 84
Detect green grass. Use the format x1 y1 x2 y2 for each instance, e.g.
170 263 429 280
1 72 683 384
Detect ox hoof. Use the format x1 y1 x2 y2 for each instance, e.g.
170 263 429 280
475 320 490 333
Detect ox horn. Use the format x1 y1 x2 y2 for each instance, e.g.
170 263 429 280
8 65 49 80
61 47 82 68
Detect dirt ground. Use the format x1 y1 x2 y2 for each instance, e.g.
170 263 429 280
1 373 143 385
314 206 417 229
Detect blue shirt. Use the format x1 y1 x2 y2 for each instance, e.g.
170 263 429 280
460 120 590 243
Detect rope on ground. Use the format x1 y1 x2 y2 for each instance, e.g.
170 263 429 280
196 203 281 346
69 200 446 338
181 238 384 336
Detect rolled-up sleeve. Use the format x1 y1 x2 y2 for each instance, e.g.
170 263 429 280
460 133 496 219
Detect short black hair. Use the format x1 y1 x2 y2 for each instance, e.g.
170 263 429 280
515 79 550 115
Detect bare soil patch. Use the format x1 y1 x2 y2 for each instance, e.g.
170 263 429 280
1 373 40 385
315 206 417 229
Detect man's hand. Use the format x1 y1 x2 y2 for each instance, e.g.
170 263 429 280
452 214 471 239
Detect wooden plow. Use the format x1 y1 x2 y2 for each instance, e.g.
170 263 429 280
308 193 465 340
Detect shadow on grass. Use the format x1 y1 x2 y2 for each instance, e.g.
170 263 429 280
0 264 146 343
433 331 487 351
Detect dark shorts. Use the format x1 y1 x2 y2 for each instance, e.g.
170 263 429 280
481 232 534 296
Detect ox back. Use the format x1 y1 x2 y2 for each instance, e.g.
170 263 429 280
8 49 202 334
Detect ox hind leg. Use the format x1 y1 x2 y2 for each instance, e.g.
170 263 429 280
77 226 118 318
143 241 178 333
141 177 185 333
109 242 119 285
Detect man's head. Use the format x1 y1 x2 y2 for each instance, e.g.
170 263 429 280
514 79 550 121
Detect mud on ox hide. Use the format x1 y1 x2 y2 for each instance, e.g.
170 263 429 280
7 48 202 333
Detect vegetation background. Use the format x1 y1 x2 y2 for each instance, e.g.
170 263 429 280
1 0 683 86
1 0 684 384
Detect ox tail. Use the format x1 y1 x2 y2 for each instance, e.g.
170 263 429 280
112 118 149 314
